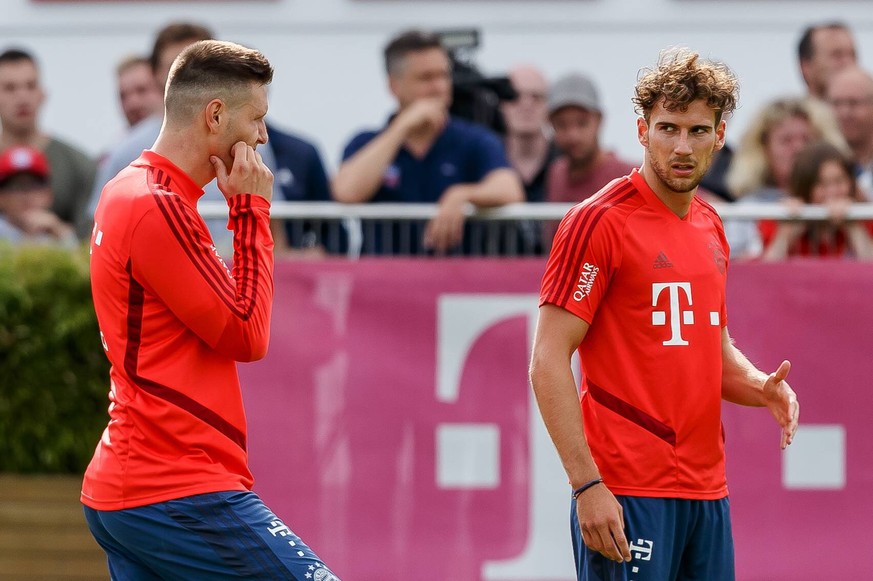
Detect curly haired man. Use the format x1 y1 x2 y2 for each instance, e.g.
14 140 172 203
530 48 800 581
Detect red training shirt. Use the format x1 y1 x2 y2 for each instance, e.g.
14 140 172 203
82 151 274 510
540 169 730 499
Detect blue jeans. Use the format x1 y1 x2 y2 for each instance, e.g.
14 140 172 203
83 491 340 580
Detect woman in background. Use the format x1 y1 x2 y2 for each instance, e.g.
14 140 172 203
762 141 873 260
724 97 848 259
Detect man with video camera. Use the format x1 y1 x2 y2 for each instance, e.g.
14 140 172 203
332 29 523 255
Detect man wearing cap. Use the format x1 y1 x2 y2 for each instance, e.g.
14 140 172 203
545 73 637 206
0 145 74 244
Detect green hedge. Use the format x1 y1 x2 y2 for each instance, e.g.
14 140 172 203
0 243 109 474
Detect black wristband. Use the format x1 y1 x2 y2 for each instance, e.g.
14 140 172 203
571 477 604 500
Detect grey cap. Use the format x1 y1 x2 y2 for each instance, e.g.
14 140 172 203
548 73 601 115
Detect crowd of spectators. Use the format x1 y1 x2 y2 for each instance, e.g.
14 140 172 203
1 20 871 260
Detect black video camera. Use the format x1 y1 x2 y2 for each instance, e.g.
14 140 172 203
436 29 517 135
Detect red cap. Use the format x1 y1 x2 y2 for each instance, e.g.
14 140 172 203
0 146 50 184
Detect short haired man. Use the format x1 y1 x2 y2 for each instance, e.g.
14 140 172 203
530 48 799 580
115 55 163 128
826 65 873 197
0 145 74 244
86 22 251 256
89 22 281 258
83 40 340 580
0 48 96 239
798 21 857 100
545 73 637 204
333 29 523 254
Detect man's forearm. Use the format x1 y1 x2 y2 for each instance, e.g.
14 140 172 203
454 169 524 208
721 337 768 406
333 124 408 203
530 358 601 488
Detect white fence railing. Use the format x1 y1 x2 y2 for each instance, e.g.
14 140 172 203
199 201 873 221
198 201 873 258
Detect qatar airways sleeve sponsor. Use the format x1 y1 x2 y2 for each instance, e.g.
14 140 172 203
573 262 600 302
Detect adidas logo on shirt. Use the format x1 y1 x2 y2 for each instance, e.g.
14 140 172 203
653 251 673 269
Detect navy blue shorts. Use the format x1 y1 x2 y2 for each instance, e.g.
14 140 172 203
83 491 340 580
570 495 735 581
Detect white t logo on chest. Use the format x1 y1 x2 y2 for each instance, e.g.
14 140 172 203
652 282 720 346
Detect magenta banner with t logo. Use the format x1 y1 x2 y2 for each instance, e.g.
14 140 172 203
240 259 873 580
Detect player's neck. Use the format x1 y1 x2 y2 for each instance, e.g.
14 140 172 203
639 162 695 218
152 130 213 189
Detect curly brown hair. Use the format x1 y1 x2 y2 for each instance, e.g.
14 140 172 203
633 47 739 124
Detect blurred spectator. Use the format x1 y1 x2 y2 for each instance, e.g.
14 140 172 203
333 29 523 254
86 22 276 258
498 64 558 254
545 72 636 204
267 122 345 256
826 66 873 198
0 145 75 245
116 55 163 129
0 48 96 240
761 141 872 260
725 96 848 258
798 22 857 100
501 65 557 203
542 72 637 249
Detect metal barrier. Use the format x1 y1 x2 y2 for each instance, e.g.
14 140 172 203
198 201 873 258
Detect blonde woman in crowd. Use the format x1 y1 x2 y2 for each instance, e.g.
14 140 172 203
724 96 849 258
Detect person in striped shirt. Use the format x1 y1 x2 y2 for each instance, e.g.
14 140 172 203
530 47 799 581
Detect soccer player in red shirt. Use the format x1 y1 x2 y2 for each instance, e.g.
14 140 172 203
530 48 800 581
82 40 340 580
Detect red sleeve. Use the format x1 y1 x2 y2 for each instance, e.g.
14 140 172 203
130 193 274 362
539 202 620 324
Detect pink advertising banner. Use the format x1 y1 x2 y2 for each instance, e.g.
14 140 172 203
240 259 873 580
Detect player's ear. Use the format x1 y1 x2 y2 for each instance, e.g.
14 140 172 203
205 99 224 134
637 117 649 148
714 119 726 151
